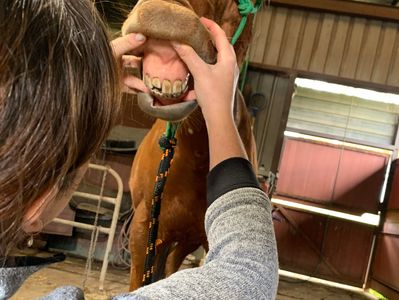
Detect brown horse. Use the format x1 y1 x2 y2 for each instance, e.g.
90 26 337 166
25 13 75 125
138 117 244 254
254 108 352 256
123 0 258 291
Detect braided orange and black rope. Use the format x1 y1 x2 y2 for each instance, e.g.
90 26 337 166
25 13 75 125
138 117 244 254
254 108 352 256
142 132 177 286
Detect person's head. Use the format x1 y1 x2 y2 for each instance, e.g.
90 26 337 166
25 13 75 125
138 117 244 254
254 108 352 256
0 0 120 256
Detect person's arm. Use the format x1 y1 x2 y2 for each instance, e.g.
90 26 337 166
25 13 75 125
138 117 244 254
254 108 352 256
114 164 278 300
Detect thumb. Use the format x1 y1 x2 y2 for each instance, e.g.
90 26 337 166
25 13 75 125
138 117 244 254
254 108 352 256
172 42 206 78
111 33 146 58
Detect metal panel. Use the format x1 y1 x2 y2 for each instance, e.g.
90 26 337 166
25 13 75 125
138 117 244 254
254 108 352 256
276 138 388 214
246 69 295 174
250 5 399 88
274 207 374 287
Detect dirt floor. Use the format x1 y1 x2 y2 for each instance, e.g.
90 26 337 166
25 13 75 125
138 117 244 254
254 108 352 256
11 254 375 300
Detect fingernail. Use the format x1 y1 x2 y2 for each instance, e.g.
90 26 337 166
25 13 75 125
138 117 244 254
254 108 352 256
171 41 181 49
135 33 146 41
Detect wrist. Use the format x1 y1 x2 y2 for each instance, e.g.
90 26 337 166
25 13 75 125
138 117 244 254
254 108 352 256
202 108 234 128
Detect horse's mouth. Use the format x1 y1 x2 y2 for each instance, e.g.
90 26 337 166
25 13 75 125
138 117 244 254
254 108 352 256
121 0 217 121
145 73 190 106
126 37 198 122
138 72 197 122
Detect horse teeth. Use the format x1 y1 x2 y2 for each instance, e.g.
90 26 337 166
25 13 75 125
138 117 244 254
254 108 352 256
152 77 161 89
162 79 172 94
147 76 190 99
173 80 182 94
145 74 152 89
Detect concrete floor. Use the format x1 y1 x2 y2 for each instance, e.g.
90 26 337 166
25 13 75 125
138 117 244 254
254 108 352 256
11 255 375 300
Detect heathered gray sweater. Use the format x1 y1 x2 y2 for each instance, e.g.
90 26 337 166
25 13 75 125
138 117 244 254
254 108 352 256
0 158 278 300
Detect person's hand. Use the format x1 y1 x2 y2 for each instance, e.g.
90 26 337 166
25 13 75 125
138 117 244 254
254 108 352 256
111 33 149 94
172 17 239 122
172 18 246 168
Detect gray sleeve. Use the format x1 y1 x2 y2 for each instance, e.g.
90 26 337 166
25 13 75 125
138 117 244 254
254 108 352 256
113 187 279 300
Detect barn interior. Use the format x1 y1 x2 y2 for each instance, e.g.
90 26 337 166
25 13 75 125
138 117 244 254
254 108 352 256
9 0 399 299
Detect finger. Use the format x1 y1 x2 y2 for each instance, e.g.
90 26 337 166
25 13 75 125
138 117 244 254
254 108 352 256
122 55 142 69
123 76 149 94
171 43 207 78
111 33 146 58
199 18 232 62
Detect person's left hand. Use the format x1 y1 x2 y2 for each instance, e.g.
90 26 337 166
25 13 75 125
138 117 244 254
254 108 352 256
111 33 149 94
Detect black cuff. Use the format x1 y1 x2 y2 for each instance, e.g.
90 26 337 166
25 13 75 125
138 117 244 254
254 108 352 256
207 157 261 206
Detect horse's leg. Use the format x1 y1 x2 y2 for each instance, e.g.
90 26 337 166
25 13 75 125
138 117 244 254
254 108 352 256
129 201 149 291
164 240 202 276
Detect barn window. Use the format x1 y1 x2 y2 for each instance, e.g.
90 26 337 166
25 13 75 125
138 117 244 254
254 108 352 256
287 78 399 148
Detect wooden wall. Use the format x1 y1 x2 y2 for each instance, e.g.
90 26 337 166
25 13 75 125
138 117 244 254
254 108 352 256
246 70 295 174
249 5 399 89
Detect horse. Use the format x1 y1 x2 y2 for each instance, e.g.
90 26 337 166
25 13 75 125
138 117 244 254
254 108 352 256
122 0 258 290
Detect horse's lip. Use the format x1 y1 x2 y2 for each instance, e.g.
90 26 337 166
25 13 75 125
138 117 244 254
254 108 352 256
137 92 198 121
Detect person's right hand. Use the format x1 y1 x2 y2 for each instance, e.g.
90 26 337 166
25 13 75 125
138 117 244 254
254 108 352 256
172 17 239 122
173 18 247 169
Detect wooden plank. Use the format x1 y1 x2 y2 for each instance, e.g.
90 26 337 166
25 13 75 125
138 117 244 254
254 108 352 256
291 9 307 70
269 0 399 22
355 20 383 82
252 73 295 173
371 23 398 84
296 11 320 70
340 18 368 79
279 9 305 68
250 61 399 92
309 13 336 73
264 7 289 65
250 71 275 147
324 15 351 76
386 29 399 87
249 7 273 64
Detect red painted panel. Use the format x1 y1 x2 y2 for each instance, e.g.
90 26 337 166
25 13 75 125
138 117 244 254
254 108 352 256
332 148 387 213
277 139 340 201
274 208 374 287
371 235 399 291
276 138 388 214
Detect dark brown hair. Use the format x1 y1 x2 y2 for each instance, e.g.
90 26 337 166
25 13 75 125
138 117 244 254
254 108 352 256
0 0 120 256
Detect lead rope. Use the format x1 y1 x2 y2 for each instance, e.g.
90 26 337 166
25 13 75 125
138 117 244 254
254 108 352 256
141 0 264 286
142 122 179 286
231 0 264 46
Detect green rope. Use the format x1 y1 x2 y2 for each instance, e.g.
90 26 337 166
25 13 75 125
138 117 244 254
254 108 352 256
231 0 264 46
164 121 179 141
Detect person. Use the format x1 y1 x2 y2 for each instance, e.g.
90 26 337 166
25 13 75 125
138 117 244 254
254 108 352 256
0 1 278 299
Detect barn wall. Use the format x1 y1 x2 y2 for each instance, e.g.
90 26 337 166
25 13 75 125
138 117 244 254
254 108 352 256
245 70 295 174
249 5 399 89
